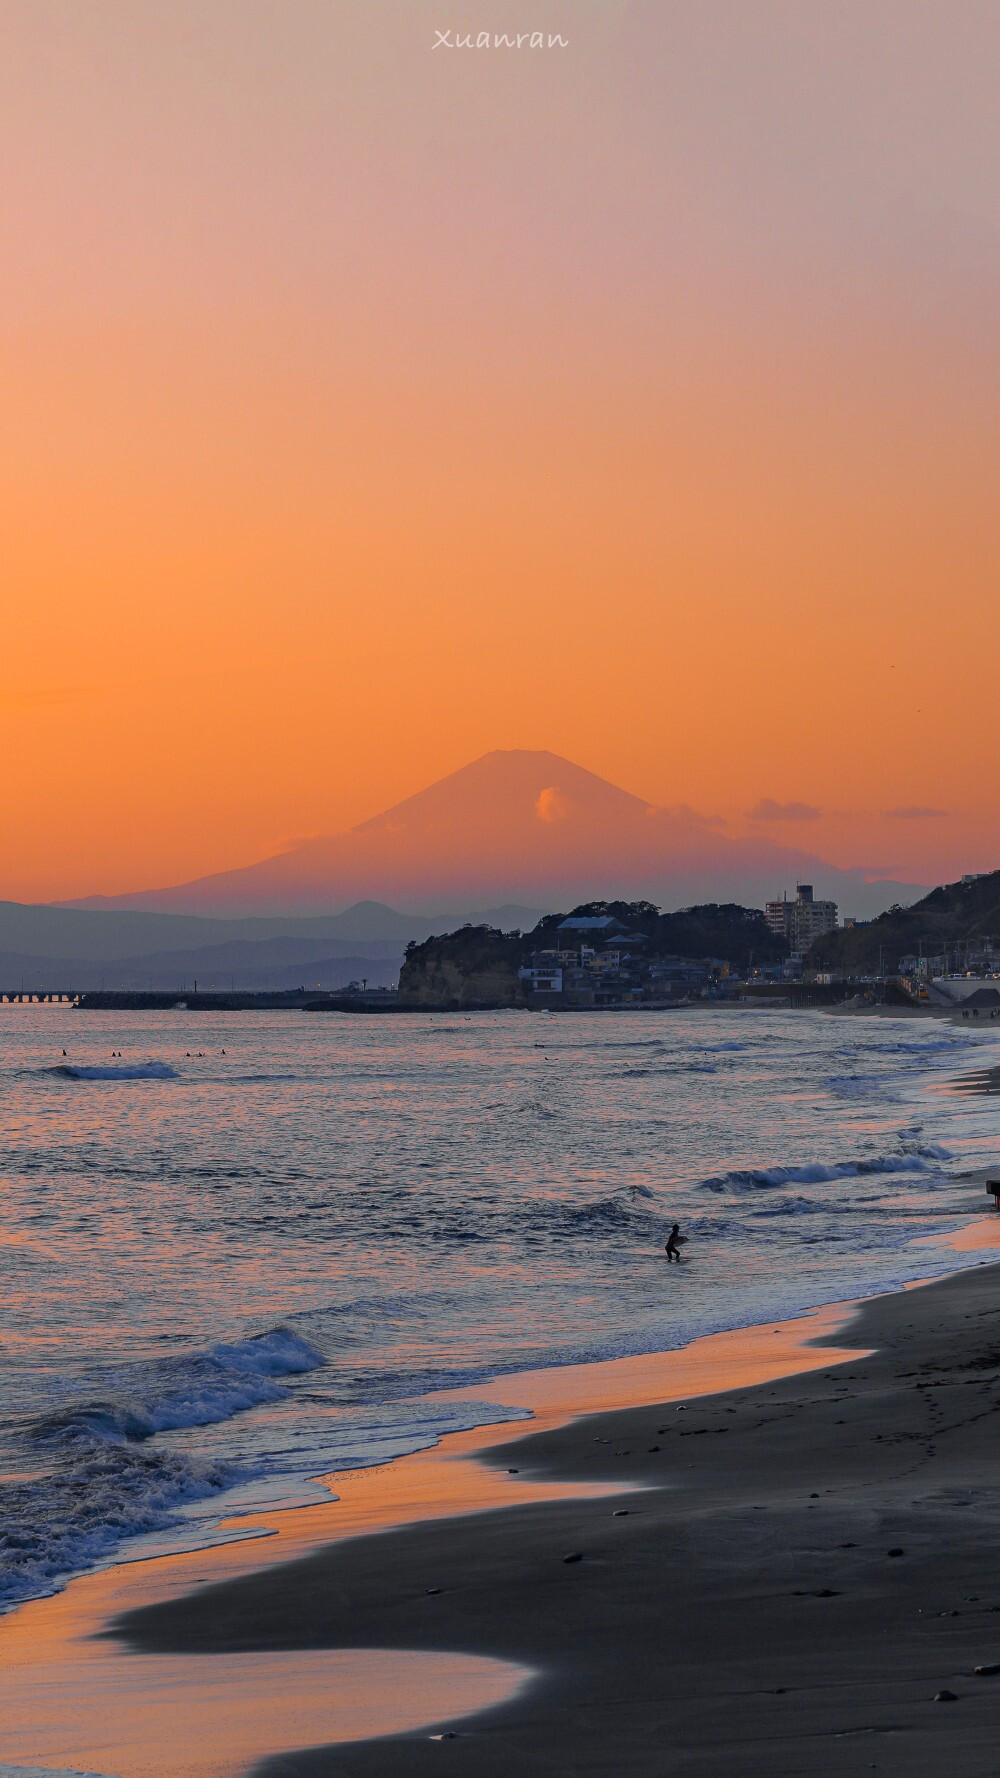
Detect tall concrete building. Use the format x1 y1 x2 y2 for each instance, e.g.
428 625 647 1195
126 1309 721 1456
765 883 838 952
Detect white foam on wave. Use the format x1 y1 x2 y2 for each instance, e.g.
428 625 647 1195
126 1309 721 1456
701 1148 952 1192
0 1766 117 1778
0 1372 526 1610
36 1329 327 1446
0 1329 328 1609
56 1061 179 1081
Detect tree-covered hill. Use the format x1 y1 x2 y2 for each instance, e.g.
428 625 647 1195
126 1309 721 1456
528 900 786 969
809 869 1000 973
398 925 523 1007
397 900 787 1006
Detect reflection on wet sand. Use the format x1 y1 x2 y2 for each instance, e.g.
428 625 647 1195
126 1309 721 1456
0 1642 530 1778
0 1302 860 1778
915 1213 1000 1251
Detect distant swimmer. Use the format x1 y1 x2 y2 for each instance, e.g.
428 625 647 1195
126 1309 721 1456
664 1224 687 1263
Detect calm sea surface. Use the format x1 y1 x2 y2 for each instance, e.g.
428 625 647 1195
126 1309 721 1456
1 1004 998 1609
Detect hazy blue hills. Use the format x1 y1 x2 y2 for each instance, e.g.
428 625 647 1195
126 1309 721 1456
0 898 545 991
0 943 401 993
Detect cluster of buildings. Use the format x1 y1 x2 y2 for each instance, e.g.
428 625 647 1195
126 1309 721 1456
898 939 1000 990
517 916 729 1009
516 887 846 1008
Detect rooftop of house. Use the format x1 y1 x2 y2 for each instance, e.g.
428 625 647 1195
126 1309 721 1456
557 916 624 933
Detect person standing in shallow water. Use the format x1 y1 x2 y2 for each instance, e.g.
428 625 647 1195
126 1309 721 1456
664 1224 685 1262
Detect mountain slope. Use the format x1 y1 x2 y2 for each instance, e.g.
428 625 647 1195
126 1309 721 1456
56 750 926 918
810 869 1000 973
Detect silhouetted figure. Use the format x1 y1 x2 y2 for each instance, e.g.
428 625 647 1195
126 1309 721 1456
665 1223 686 1262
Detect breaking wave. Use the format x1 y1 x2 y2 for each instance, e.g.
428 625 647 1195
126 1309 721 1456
701 1148 951 1193
54 1061 179 1081
0 1329 325 1608
32 1329 326 1447
0 1431 240 1606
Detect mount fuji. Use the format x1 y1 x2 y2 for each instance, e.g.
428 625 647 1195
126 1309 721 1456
63 750 923 919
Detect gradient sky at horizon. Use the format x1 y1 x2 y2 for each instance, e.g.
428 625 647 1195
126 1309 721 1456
3 0 998 902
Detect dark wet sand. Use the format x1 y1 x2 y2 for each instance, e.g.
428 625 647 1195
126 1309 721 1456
110 1262 1000 1778
950 1064 1000 1096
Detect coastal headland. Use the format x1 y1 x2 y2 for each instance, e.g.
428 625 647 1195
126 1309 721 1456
94 1253 1000 1778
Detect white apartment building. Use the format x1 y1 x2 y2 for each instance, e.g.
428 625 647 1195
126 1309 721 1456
765 883 838 952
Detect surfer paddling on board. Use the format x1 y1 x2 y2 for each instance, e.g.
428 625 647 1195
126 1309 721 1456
664 1223 687 1262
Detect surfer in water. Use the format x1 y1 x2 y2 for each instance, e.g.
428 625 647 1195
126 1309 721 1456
664 1223 686 1262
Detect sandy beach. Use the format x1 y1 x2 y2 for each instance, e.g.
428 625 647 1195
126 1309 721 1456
8 1238 995 1778
130 1254 1000 1777
0 1304 860 1778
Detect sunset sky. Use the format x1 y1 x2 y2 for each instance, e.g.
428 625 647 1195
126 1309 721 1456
3 0 998 904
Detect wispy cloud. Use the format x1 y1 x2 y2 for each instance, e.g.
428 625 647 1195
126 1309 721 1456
881 805 949 819
748 798 822 822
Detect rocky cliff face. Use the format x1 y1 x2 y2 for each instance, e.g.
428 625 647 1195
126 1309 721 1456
397 926 522 1008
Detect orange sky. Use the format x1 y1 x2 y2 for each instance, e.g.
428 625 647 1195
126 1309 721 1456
3 0 998 903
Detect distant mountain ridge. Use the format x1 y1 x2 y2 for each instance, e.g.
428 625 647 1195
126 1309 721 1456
0 943 401 994
0 896 545 991
57 749 926 920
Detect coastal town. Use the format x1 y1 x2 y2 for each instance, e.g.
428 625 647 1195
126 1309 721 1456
5 874 999 1018
397 874 1000 1014
516 885 845 1009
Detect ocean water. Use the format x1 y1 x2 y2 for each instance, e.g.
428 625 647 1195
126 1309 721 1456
1 1003 998 1611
